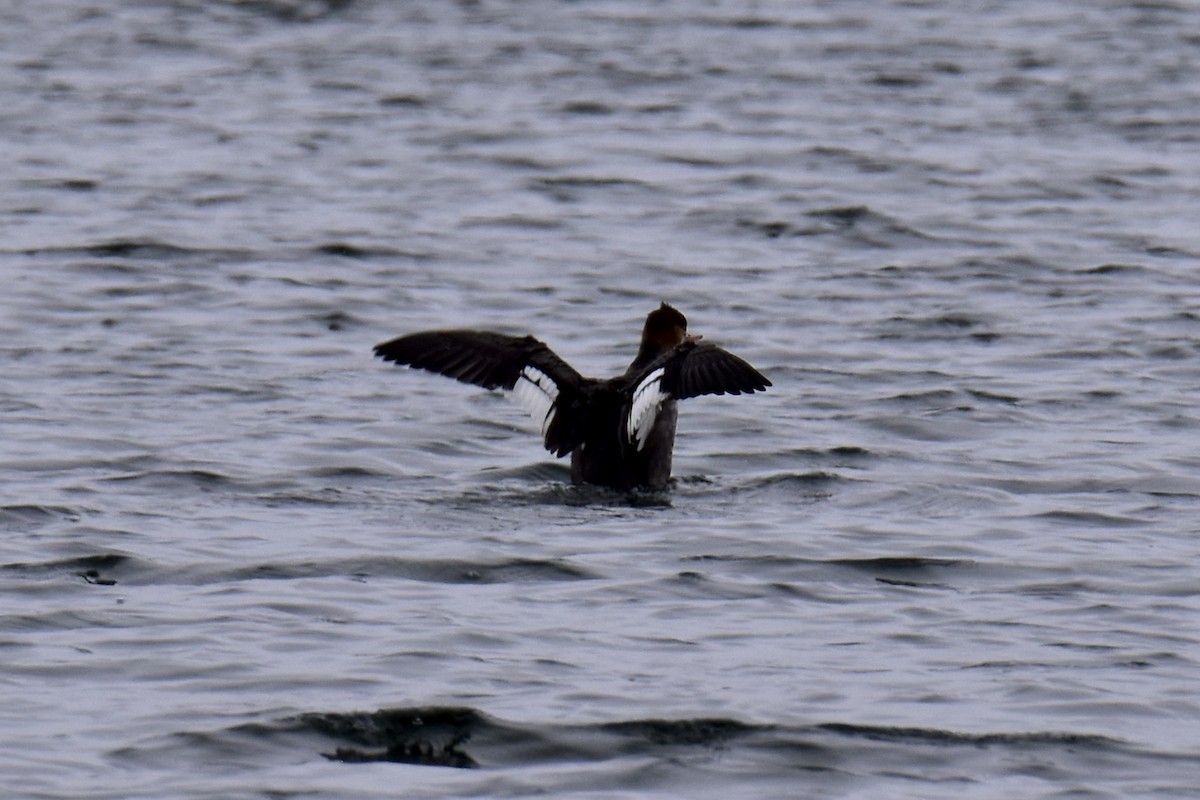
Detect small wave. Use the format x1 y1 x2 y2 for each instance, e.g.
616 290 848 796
20 239 250 263
2 552 132 587
3 552 594 588
1033 509 1149 528
828 556 966 589
676 554 971 596
741 471 845 490
735 204 936 248
458 214 566 231
875 313 1004 343
301 465 389 480
1074 263 1154 276
816 721 1120 748
0 504 82 529
201 556 596 586
96 467 297 500
99 468 239 492
473 461 573 484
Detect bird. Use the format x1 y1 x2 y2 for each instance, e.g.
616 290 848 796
372 303 770 490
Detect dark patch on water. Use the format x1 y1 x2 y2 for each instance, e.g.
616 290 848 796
83 240 195 260
830 556 963 572
298 707 775 769
305 707 481 767
314 309 359 331
561 100 615 115
122 703 1196 791
808 205 873 226
314 242 378 258
601 717 758 747
379 93 428 107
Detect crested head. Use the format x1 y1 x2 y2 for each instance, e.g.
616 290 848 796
637 302 690 363
644 302 687 335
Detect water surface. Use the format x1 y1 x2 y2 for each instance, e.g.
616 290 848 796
2 1 1199 797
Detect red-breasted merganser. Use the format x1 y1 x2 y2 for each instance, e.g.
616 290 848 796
373 303 770 489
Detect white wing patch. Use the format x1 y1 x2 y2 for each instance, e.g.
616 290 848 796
627 366 668 451
512 365 559 439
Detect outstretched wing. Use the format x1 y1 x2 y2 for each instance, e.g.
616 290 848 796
627 342 770 450
373 330 587 456
667 342 772 400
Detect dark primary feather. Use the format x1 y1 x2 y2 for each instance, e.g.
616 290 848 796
645 342 771 400
372 330 583 393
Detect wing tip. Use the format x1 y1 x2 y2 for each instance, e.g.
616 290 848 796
372 337 415 365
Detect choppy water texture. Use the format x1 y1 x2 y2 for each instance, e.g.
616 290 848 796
3 1 1200 798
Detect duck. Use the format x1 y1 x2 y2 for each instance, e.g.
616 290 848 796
372 303 770 490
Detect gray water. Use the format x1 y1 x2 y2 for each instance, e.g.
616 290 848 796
3 1 1200 797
